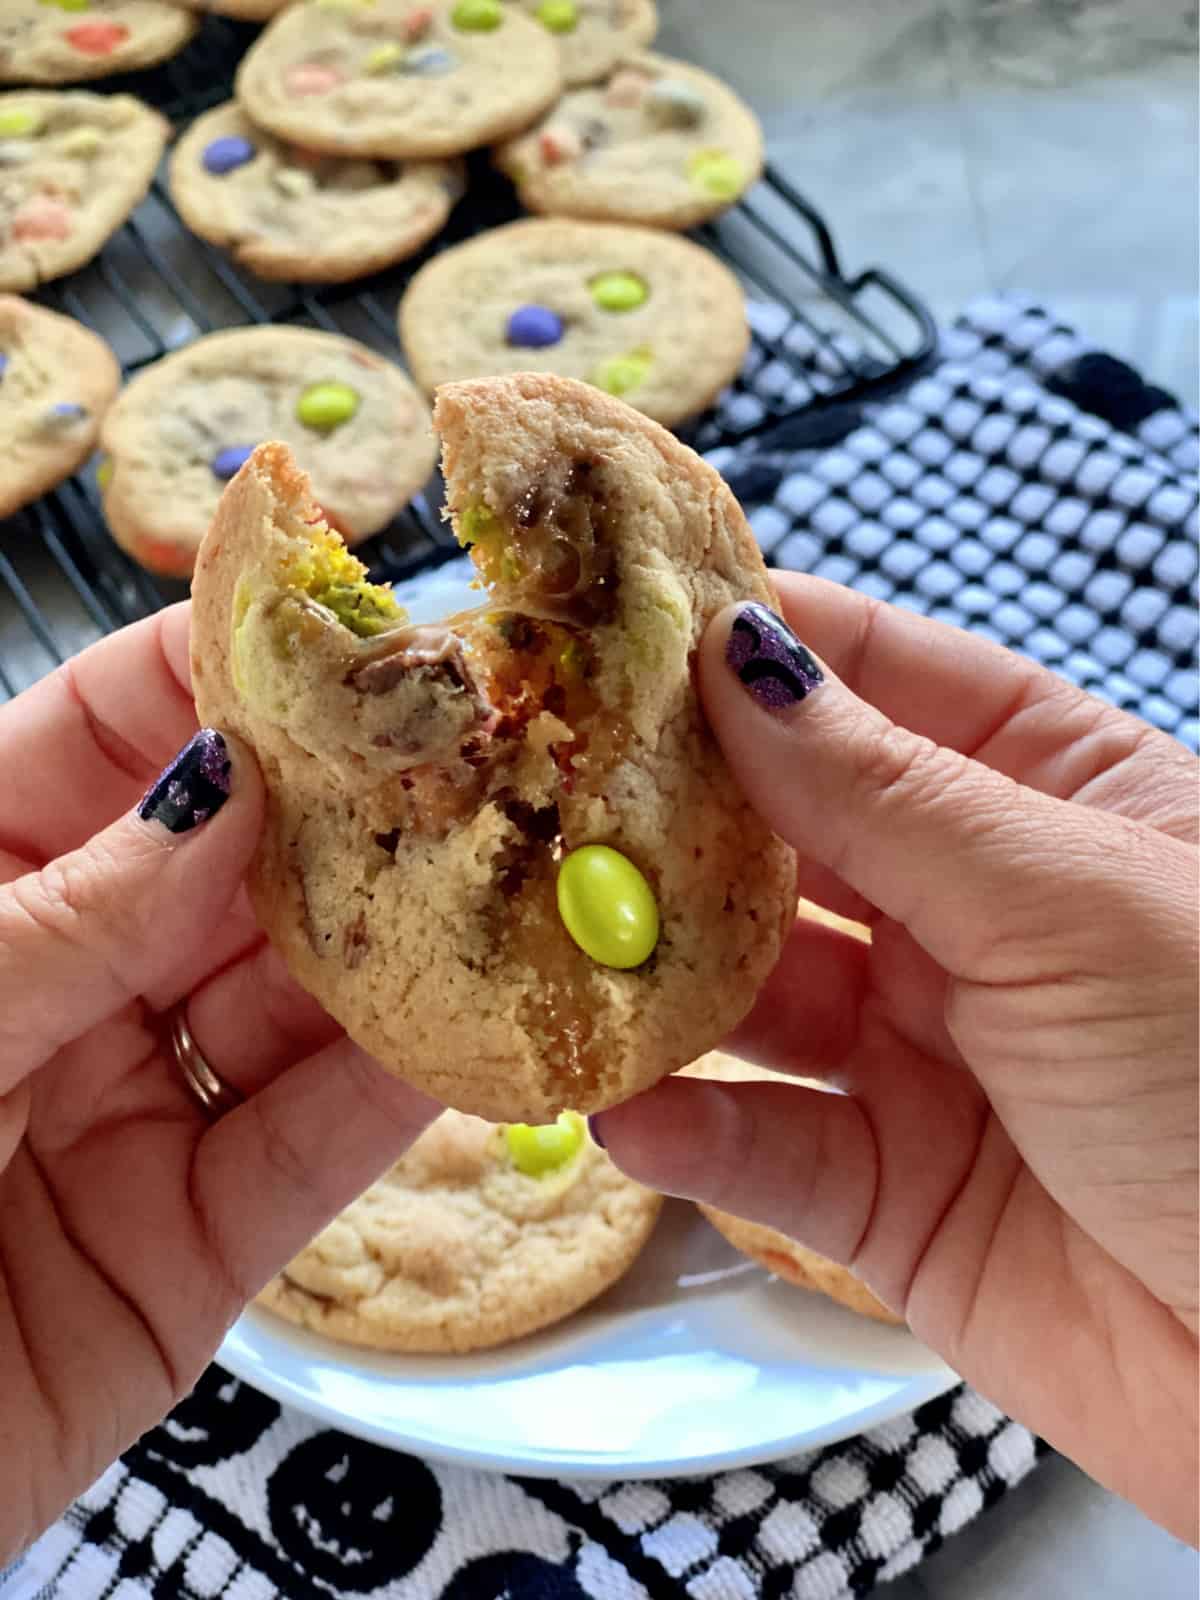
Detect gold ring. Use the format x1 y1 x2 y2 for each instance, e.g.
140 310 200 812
168 1009 244 1121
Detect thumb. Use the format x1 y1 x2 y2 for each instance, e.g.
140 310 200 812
0 729 262 1089
700 601 1149 982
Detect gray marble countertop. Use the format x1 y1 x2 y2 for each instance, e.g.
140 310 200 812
654 0 1199 1594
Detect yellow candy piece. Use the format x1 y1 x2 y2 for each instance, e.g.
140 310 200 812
456 500 501 547
589 270 648 312
504 1111 587 1177
0 107 42 139
557 844 659 969
687 149 745 200
363 41 405 73
95 456 113 491
58 126 102 158
451 0 502 29
590 348 652 397
296 380 360 431
287 532 403 637
536 0 577 32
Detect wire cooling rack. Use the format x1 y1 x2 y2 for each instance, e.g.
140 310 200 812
0 17 936 702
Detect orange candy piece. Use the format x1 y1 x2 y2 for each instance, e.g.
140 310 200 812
65 21 130 54
12 196 73 241
285 62 346 95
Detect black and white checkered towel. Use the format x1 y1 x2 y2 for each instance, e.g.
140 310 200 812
6 294 1195 1600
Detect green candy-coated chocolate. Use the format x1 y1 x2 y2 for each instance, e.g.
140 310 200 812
589 270 648 312
296 380 360 431
0 107 42 139
505 1110 587 1177
556 844 659 969
590 348 652 397
687 149 745 200
451 0 502 30
536 0 577 32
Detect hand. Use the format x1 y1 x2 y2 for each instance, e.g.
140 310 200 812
592 573 1198 1544
0 605 439 1561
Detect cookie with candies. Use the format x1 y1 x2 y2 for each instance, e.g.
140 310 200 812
399 217 749 429
0 295 119 519
98 327 435 577
0 1 196 86
0 92 167 292
510 0 657 89
235 0 562 161
170 102 464 283
188 375 796 1123
258 1109 662 1352
496 51 764 230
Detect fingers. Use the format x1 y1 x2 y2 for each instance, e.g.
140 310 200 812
591 1063 988 1317
0 729 263 1093
0 604 196 872
698 599 1159 983
189 1038 440 1305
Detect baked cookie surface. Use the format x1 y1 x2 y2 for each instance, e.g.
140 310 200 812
510 0 657 87
258 1109 663 1352
100 326 434 576
169 102 464 283
0 91 168 293
687 1051 903 1325
190 375 796 1123
0 294 119 519
235 0 563 161
497 51 762 229
399 218 748 429
0 1 196 85
167 0 286 20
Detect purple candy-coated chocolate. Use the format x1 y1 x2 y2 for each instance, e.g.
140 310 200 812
211 444 255 481
202 135 256 176
506 304 565 349
0 353 8 379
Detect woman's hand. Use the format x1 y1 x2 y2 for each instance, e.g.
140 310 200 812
593 573 1199 1543
0 604 439 1561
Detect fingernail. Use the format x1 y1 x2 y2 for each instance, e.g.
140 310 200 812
725 602 824 712
137 729 232 835
587 1113 608 1151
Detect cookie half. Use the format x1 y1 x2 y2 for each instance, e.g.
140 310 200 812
399 218 748 429
511 0 658 88
170 102 465 283
190 375 797 1123
0 92 168 293
257 1109 662 1353
497 51 763 229
686 1051 903 1325
100 327 434 577
235 0 563 161
0 2 197 85
0 295 119 519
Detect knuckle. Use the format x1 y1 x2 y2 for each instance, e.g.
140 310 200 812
850 722 969 822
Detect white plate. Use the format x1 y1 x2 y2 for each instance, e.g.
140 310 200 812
220 1200 958 1479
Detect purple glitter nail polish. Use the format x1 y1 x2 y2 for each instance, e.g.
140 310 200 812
725 602 823 711
137 729 232 835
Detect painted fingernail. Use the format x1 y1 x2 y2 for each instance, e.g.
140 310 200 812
586 1113 608 1150
725 602 823 711
137 729 232 835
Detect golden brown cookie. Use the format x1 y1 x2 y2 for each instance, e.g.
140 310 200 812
0 295 119 519
0 92 168 293
686 1051 903 1325
99 326 435 578
235 0 563 161
257 1109 663 1352
510 0 657 88
169 102 465 283
399 218 749 429
0 2 196 85
496 51 763 229
189 374 797 1123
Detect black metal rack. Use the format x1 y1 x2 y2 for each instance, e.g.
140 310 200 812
0 17 937 702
